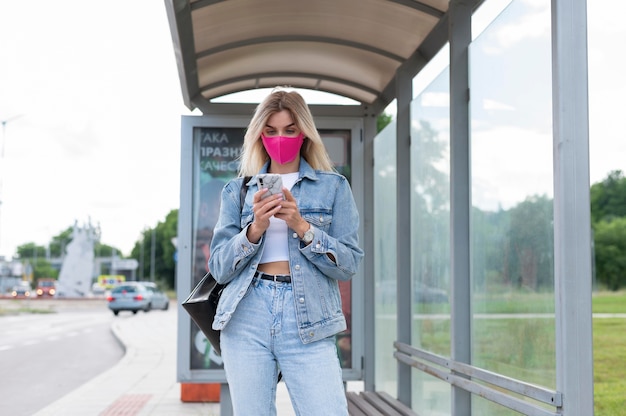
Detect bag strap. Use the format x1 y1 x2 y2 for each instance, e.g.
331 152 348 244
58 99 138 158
240 176 252 213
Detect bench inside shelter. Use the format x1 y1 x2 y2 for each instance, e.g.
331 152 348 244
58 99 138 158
347 390 419 416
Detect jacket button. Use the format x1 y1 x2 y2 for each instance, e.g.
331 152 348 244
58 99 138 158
299 297 305 303
292 232 298 238
309 331 315 337
319 217 324 222
295 265 300 270
315 243 321 249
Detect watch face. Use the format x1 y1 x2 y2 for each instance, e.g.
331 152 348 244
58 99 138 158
303 229 314 243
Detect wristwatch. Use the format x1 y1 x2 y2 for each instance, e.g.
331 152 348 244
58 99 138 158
301 225 315 244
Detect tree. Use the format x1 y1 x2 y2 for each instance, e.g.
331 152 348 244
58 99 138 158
48 228 73 257
590 170 626 223
377 113 393 133
15 243 59 280
471 195 554 292
593 218 626 290
130 209 178 289
590 171 626 290
16 243 46 259
506 195 554 290
95 243 122 258
33 259 59 280
411 119 450 288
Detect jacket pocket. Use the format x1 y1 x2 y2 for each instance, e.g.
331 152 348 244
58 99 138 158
301 210 332 232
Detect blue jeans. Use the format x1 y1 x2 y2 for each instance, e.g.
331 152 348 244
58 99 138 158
221 277 348 416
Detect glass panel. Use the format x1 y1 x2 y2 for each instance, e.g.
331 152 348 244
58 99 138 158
411 66 452 414
190 127 245 370
188 127 356 372
469 1 555 414
373 120 398 394
319 129 354 370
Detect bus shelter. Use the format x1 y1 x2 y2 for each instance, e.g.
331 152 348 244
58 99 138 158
167 0 593 414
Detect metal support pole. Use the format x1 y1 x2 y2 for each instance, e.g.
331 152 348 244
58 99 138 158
220 383 233 415
449 1 472 414
362 108 377 392
150 228 156 282
551 0 594 414
396 64 413 406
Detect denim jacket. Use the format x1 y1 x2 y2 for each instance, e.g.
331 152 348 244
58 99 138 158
208 158 364 344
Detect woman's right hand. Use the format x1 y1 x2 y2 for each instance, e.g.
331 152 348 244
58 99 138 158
246 189 283 243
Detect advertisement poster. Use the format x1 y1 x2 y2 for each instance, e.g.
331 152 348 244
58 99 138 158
189 127 353 371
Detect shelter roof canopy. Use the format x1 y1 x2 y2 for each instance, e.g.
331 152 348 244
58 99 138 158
165 0 451 111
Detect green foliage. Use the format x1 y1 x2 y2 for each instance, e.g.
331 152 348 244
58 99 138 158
15 226 122 281
15 244 58 279
472 195 554 293
48 227 74 257
507 195 554 290
95 243 123 258
593 217 626 290
16 243 46 259
130 209 178 290
470 169 626 292
33 259 59 279
376 113 393 133
590 170 626 223
411 119 450 288
589 171 626 290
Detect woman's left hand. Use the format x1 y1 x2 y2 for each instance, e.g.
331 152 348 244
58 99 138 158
276 188 310 238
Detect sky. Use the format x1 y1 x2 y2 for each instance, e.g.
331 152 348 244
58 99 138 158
0 0 625 259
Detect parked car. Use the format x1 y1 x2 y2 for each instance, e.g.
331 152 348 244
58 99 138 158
91 282 106 296
137 281 169 311
11 281 33 298
36 278 56 297
106 282 168 316
415 282 448 303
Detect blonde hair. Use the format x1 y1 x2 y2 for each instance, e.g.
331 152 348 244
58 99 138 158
238 88 334 176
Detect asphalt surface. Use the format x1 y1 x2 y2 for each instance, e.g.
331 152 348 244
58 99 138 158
0 297 302 416
0 308 123 416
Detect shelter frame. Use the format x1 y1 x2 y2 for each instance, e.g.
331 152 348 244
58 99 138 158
169 0 594 413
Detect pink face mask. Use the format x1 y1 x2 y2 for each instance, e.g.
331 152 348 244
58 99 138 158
261 133 305 165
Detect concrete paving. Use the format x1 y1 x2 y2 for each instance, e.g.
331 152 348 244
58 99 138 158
32 303 302 416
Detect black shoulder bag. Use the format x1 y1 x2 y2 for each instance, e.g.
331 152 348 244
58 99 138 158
182 176 251 356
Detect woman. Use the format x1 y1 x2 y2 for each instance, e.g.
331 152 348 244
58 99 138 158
208 88 364 415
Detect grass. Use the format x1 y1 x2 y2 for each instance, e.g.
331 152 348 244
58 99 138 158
593 290 626 313
593 318 626 415
379 290 626 415
593 290 626 415
0 301 56 316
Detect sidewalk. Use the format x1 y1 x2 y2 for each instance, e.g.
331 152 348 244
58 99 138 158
33 304 298 416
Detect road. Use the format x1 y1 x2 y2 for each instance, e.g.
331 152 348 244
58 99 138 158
0 299 124 416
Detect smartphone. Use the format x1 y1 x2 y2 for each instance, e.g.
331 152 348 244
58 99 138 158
256 173 283 199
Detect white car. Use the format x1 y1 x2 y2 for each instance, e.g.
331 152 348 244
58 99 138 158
106 282 169 316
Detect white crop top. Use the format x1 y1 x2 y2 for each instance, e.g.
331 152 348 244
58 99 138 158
259 172 299 264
